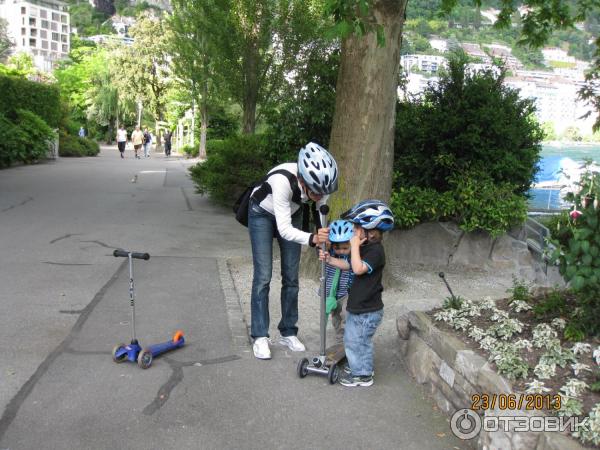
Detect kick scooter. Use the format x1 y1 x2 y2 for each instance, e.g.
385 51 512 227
297 205 346 384
111 249 185 369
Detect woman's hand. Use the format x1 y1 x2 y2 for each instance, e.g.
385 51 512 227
314 227 329 245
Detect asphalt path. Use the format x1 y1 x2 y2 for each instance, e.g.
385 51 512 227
0 147 466 449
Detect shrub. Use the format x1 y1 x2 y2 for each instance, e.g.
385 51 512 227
0 74 61 127
0 110 56 167
391 51 542 236
59 132 99 157
189 134 272 205
181 145 198 158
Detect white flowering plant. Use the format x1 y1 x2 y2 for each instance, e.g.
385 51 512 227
556 395 584 417
532 324 558 349
573 403 600 446
572 342 592 356
487 318 524 340
572 363 593 376
525 379 551 394
540 345 577 369
560 379 589 398
510 300 532 313
533 362 557 380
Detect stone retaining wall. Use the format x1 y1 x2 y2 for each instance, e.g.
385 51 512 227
397 311 586 450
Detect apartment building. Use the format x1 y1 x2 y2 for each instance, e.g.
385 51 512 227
0 0 70 71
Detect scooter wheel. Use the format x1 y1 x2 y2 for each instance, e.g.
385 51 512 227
172 330 184 343
112 344 127 363
137 349 153 369
328 362 340 384
297 358 309 378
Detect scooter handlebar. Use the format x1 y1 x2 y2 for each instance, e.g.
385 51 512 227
113 249 150 260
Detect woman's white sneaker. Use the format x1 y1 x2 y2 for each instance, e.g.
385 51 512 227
253 337 271 359
278 336 305 352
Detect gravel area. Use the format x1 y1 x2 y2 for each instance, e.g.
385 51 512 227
227 249 518 354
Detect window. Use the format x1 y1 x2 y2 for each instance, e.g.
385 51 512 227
51 42 57 51
61 25 67 33
60 15 67 23
52 32 58 41
21 6 25 14
51 22 57 31
21 27 26 35
29 38 36 47
28 17 36 26
60 34 67 43
51 12 59 21
41 20 48 29
40 30 46 38
41 40 48 49
40 9 46 18
62 44 68 53
30 29 37 37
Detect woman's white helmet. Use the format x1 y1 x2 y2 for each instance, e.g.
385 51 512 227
297 142 338 195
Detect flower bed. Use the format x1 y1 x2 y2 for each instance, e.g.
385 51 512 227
428 282 600 447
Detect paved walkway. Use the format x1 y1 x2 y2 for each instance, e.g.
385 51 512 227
0 146 467 449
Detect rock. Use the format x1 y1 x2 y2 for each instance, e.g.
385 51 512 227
397 314 410 340
476 363 512 395
405 335 439 384
407 311 435 342
536 432 586 450
430 327 469 367
455 350 488 386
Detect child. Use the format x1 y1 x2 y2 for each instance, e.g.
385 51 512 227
320 220 354 343
323 200 394 387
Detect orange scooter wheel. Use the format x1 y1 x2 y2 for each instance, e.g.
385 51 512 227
172 330 184 343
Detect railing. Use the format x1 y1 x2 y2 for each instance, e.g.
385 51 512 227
524 216 555 273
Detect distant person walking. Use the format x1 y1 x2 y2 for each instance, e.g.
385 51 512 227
142 127 152 158
78 126 86 138
164 130 172 157
131 126 144 160
116 125 128 159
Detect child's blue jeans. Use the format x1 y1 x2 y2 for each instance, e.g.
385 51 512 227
344 309 383 376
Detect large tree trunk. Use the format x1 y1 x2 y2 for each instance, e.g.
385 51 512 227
242 39 259 134
301 0 407 279
328 0 407 216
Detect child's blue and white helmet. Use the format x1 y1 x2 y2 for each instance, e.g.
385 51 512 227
297 142 338 195
342 199 395 232
329 220 353 243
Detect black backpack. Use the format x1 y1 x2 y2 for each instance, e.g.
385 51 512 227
233 169 301 227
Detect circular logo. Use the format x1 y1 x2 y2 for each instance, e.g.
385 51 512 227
450 409 482 440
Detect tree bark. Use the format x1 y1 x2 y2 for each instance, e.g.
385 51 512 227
199 81 208 159
301 0 407 279
327 0 407 217
242 38 259 134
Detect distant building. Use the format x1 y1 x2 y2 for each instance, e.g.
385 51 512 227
111 15 135 36
460 42 492 64
0 0 70 71
542 47 577 64
429 37 448 53
83 34 134 46
401 54 447 74
483 43 523 71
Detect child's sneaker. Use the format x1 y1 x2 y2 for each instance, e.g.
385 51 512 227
343 365 374 376
340 373 373 387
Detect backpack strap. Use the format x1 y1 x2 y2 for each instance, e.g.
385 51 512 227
251 169 301 205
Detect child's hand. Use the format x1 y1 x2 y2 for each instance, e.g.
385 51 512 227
318 249 329 262
350 233 366 248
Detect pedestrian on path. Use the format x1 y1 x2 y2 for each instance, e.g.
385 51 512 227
163 130 172 157
116 125 128 159
78 126 86 138
131 126 144 159
249 142 338 360
143 127 152 158
330 200 394 387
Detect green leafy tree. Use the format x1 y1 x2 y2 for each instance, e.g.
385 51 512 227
113 13 172 148
0 18 13 63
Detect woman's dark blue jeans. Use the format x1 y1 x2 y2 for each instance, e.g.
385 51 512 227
248 199 302 339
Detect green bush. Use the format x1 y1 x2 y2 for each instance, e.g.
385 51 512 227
59 132 100 157
391 51 541 236
0 74 61 127
0 110 56 168
181 145 198 158
189 134 272 205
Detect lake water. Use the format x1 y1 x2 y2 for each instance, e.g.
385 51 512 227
528 143 600 210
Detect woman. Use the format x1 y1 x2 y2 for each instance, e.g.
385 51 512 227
248 142 339 360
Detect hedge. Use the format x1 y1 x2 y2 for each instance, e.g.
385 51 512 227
58 132 100 157
0 74 61 128
0 109 56 168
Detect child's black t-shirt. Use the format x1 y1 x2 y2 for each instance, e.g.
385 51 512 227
347 241 385 314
